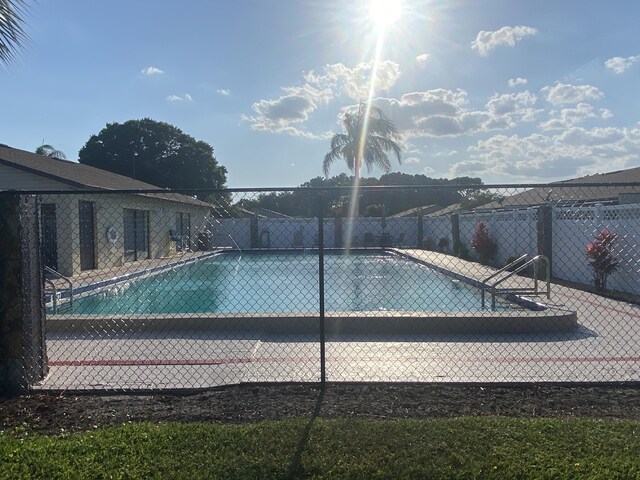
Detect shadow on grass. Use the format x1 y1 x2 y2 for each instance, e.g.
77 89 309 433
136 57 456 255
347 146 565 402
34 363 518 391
285 386 325 479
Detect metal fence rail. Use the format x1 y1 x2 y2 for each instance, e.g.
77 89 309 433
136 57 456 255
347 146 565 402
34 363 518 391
1 182 640 391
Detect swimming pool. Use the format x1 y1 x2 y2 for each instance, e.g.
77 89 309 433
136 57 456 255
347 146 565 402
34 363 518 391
56 251 512 315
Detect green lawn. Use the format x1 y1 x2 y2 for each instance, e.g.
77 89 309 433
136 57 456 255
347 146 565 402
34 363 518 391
1 417 639 479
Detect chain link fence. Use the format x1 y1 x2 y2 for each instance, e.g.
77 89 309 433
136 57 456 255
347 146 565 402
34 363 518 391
2 182 640 391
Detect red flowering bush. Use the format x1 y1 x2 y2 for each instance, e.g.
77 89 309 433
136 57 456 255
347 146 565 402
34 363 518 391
586 229 619 291
471 223 498 265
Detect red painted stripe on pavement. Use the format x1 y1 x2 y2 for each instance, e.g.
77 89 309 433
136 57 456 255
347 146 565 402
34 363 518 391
564 294 640 319
49 355 640 367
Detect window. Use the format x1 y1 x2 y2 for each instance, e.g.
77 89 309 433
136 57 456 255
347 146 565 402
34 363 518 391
123 209 149 262
174 212 191 252
40 204 58 270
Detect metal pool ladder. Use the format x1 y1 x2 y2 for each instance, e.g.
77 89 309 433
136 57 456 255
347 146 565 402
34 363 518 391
481 254 550 311
44 266 74 314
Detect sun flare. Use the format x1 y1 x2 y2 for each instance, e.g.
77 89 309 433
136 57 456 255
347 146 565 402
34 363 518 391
369 0 403 31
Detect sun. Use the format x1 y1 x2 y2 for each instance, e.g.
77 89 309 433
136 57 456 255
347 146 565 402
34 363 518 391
369 0 403 31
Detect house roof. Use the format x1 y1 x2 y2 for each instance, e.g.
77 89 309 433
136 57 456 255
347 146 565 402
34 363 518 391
476 167 640 211
389 204 442 218
0 144 211 208
426 203 463 217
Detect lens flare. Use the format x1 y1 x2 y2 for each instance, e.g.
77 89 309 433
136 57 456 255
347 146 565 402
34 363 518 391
369 0 403 32
344 0 404 251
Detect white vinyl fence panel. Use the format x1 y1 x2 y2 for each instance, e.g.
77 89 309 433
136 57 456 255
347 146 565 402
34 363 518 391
458 209 537 265
553 204 640 294
343 217 418 247
423 216 453 250
258 218 319 248
210 218 251 250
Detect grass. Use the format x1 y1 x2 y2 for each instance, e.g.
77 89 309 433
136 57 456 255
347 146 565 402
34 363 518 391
1 417 640 479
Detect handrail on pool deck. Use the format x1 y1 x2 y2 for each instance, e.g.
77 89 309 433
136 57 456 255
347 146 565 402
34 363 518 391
44 266 74 312
481 255 551 311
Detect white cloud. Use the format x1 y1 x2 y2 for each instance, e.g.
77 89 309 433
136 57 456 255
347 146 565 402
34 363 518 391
141 66 164 75
557 126 624 146
538 103 615 131
540 82 604 105
422 166 435 174
242 84 331 138
471 26 538 56
304 60 401 100
216 89 231 96
508 77 528 88
404 156 421 164
372 88 539 138
460 125 640 179
434 150 458 157
416 53 430 68
600 108 614 120
166 93 193 102
244 60 400 138
605 55 640 75
484 91 541 128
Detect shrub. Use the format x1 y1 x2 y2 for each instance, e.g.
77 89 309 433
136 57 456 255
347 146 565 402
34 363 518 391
586 229 619 291
454 243 470 260
437 238 450 253
470 223 498 265
422 237 435 250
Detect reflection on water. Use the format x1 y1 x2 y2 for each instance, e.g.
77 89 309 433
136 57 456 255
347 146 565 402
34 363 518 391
60 252 511 315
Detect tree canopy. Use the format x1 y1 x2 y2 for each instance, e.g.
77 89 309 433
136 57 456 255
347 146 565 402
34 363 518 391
237 173 486 218
323 104 402 179
78 119 227 193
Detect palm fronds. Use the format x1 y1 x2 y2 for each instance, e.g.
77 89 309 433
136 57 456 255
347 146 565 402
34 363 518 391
0 0 30 66
322 103 402 179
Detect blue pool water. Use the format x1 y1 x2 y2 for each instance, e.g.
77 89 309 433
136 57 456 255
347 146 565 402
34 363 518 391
59 251 510 315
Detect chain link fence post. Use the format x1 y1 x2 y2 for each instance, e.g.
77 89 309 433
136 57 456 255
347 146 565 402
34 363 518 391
318 190 326 385
0 194 47 392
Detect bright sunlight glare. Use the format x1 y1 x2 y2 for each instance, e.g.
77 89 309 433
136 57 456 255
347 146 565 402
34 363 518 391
369 0 403 31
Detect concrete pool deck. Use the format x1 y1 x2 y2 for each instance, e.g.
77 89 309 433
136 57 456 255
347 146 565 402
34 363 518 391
36 250 640 390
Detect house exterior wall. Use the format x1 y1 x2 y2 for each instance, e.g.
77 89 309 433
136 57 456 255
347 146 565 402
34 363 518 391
0 164 72 191
40 193 211 276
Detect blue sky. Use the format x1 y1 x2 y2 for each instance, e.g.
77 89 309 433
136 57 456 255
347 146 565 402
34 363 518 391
2 0 640 187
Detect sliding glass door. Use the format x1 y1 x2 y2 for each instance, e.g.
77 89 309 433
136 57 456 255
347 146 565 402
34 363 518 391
123 208 150 262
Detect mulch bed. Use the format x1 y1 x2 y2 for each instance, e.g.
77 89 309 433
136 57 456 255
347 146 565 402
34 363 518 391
2 383 640 435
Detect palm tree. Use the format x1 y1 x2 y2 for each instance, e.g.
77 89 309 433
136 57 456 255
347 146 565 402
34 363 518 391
323 103 402 181
0 0 30 66
35 144 67 160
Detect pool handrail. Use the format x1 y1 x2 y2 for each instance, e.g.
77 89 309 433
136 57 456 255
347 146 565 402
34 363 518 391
44 266 74 310
489 255 551 311
44 277 58 313
480 254 529 308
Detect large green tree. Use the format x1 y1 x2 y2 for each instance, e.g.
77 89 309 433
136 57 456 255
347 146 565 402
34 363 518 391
237 173 485 218
0 0 29 66
323 104 402 180
78 119 227 193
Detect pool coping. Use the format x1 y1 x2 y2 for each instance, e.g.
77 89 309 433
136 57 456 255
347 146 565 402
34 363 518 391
387 249 547 311
46 307 577 334
46 250 225 306
46 248 577 334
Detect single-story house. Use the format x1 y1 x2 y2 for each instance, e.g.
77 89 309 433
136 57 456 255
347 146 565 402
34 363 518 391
476 166 640 211
389 204 443 218
0 144 212 277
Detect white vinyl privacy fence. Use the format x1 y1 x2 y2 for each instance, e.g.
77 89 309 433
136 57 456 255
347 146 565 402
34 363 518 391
552 203 640 295
212 202 639 295
458 209 538 266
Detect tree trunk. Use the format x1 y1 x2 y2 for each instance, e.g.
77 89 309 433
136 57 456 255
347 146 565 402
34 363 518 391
351 157 361 217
